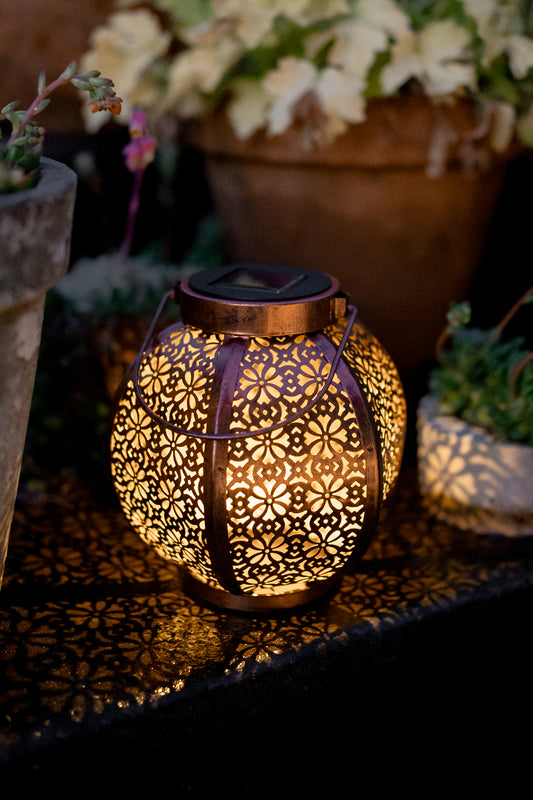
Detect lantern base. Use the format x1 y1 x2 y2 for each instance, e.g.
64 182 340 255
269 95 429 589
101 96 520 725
185 574 341 613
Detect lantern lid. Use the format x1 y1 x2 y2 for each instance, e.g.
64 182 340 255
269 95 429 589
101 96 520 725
179 263 347 336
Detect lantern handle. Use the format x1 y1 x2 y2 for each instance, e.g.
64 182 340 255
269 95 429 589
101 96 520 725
130 288 358 440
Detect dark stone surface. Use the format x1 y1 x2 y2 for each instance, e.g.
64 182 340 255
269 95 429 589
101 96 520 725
1 465 532 793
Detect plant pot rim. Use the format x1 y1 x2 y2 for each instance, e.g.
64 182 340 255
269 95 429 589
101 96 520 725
418 394 533 454
0 156 78 310
417 393 533 536
0 157 77 210
183 96 520 170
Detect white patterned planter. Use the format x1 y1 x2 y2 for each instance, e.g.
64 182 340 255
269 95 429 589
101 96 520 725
417 394 533 536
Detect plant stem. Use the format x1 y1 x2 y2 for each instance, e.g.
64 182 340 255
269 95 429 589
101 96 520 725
509 350 533 393
8 73 71 145
120 169 145 263
490 284 533 342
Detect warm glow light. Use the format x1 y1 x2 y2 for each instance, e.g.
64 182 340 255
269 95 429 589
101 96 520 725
417 395 533 536
111 266 406 610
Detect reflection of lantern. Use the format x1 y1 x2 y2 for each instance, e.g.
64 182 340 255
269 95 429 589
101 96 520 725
110 264 406 611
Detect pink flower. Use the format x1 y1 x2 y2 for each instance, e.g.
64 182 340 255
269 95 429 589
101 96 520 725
122 108 156 172
129 108 148 137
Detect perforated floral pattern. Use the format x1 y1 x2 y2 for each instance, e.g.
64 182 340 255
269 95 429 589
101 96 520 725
110 318 406 598
325 318 407 498
112 325 221 581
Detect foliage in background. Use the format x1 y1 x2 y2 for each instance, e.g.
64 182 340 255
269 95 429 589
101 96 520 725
54 214 223 320
82 0 533 164
22 213 224 496
430 289 533 445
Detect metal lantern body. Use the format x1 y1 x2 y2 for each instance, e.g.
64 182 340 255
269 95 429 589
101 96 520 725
110 265 407 610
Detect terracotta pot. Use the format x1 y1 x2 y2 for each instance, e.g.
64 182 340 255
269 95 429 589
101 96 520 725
185 97 514 386
0 158 77 585
417 395 533 536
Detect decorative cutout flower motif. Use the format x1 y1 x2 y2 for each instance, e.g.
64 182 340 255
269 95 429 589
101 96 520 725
123 460 149 501
157 478 185 520
307 474 348 514
172 370 209 411
245 532 288 566
297 358 330 397
124 407 152 449
139 354 172 395
302 527 345 559
241 363 283 404
248 427 292 463
304 415 348 458
353 352 383 399
228 626 288 666
248 479 291 520
159 429 191 468
129 508 158 541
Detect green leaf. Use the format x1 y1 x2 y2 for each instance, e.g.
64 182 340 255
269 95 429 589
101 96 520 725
151 0 212 31
431 326 533 445
1 101 19 115
59 60 78 81
70 78 91 91
34 98 50 115
446 301 471 331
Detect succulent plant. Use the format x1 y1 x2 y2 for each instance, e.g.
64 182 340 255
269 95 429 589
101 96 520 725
0 61 121 192
430 287 533 445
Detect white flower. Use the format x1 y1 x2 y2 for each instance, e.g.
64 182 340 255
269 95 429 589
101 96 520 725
461 0 495 33
463 0 533 77
507 34 533 79
80 0 533 150
317 66 366 125
325 19 390 79
306 0 408 83
263 58 318 135
380 19 476 97
488 101 516 152
227 78 272 139
162 37 244 116
355 0 410 39
262 57 366 140
193 0 349 53
285 0 349 27
210 0 285 49
80 9 171 128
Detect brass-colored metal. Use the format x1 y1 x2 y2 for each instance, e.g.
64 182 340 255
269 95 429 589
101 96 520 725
203 337 248 595
185 573 342 612
179 276 346 336
110 265 408 613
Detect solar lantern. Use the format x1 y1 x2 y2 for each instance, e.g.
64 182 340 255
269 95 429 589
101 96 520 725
110 264 406 611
